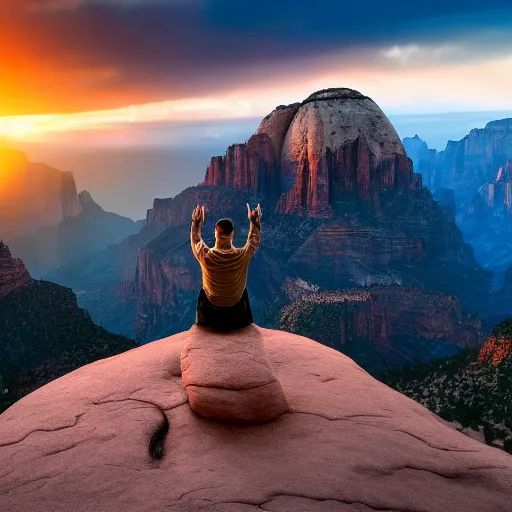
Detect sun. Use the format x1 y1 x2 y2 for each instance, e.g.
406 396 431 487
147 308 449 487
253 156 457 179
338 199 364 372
0 147 27 187
0 116 39 139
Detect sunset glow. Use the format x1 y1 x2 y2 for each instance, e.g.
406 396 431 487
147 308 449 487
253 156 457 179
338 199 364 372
2 48 512 145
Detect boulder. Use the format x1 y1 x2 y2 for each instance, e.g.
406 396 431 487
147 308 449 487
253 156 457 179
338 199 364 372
180 324 289 423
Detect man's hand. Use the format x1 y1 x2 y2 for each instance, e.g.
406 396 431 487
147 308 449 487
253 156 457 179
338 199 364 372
246 203 262 226
192 204 205 228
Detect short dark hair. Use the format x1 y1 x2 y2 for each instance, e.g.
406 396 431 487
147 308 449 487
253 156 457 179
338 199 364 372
215 218 234 236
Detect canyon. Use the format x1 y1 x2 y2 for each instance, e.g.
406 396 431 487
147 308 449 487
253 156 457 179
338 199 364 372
47 89 497 372
129 88 491 365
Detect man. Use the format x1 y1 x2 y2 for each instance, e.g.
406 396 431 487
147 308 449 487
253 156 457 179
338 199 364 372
190 203 261 331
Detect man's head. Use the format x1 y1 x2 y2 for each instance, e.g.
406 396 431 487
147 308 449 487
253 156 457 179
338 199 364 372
215 218 234 239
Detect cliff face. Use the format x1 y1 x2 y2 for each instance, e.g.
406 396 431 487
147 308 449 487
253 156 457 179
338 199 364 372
0 242 32 297
280 286 483 374
277 90 414 216
441 119 512 203
404 120 512 205
403 129 512 274
477 317 512 366
131 88 490 349
0 148 82 237
203 134 281 200
402 135 440 190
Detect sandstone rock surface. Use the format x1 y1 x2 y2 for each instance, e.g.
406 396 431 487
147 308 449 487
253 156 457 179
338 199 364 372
1 326 511 512
0 241 32 297
181 325 289 423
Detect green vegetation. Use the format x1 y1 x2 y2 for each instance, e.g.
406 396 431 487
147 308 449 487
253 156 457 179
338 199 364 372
381 320 512 453
0 281 136 413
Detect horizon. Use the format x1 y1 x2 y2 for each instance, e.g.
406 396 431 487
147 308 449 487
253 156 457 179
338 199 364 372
2 0 512 218
4 106 512 219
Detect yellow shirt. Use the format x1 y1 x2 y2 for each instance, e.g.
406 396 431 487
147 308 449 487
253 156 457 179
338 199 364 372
190 222 261 307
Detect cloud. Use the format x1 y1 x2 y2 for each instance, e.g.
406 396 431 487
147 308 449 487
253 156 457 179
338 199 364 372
1 0 512 115
21 0 185 11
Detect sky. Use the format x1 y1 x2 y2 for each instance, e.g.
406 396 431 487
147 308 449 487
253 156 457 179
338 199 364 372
1 0 512 218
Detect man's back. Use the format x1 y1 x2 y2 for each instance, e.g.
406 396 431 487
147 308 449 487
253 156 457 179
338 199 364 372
190 205 261 308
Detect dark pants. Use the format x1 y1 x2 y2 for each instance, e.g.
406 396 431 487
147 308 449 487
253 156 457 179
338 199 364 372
196 287 253 332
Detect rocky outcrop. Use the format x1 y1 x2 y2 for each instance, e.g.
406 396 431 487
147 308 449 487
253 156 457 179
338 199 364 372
1 327 512 512
277 89 415 216
441 119 512 204
477 318 512 366
199 88 417 218
180 324 289 423
280 286 483 374
404 120 512 205
203 134 281 199
256 102 301 160
0 242 32 297
403 134 440 190
0 148 82 237
403 129 512 274
7 190 141 279
145 186 261 231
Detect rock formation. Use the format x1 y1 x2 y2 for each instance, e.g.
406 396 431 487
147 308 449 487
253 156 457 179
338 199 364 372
1 326 511 512
0 241 32 297
180 324 289 423
0 148 82 237
8 190 142 279
403 128 512 278
402 134 440 191
477 318 512 366
50 89 492 362
280 286 483 374
277 89 417 216
403 120 512 208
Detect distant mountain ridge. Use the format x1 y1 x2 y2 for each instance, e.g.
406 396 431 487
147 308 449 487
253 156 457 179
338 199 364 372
403 124 512 277
0 148 82 237
7 188 143 278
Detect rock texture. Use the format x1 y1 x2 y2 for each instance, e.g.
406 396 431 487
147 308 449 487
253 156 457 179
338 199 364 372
1 327 511 512
277 89 415 216
477 318 512 366
280 286 483 374
0 241 32 297
203 135 281 200
180 325 289 423
0 148 82 237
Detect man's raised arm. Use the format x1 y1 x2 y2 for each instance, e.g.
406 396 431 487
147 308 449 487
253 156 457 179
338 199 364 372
243 203 261 259
191 205 209 262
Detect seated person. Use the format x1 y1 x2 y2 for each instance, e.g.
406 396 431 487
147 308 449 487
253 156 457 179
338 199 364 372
190 203 261 331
